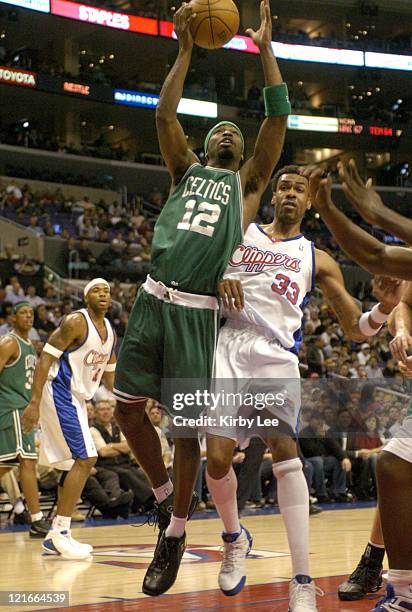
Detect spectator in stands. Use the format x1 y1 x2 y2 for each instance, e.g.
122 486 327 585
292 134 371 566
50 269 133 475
28 215 44 235
247 81 262 111
90 401 154 513
146 400 172 474
365 355 384 379
77 239 96 267
299 411 351 503
306 337 325 376
5 280 25 305
81 465 134 519
357 343 371 366
24 285 44 308
353 414 384 499
33 305 56 340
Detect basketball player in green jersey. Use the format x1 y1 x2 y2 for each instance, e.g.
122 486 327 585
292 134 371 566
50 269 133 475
113 0 291 596
0 302 50 537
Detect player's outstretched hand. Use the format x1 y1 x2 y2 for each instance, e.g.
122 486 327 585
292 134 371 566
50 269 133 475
21 401 40 433
398 355 412 378
218 279 244 312
173 2 196 50
246 0 272 49
390 331 412 365
302 165 333 213
372 275 404 312
338 159 386 225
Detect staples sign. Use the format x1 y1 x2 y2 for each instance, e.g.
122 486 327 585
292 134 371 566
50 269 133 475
78 5 129 29
0 66 37 88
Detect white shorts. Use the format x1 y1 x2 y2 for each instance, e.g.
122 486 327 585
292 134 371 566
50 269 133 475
39 381 97 471
205 321 301 445
384 415 412 464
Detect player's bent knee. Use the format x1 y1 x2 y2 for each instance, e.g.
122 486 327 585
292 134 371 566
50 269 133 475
115 400 146 426
75 456 97 471
206 448 233 480
377 450 410 483
19 457 37 471
272 457 302 480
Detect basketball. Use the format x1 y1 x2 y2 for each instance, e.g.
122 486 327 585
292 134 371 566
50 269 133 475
189 0 240 50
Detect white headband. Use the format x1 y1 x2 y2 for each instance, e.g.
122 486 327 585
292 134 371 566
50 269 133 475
84 278 110 298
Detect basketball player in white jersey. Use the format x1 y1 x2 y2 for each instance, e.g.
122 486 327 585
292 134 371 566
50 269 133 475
306 161 412 612
204 166 401 611
22 279 116 559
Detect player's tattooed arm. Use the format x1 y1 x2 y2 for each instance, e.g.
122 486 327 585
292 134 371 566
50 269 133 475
0 335 19 375
21 313 87 432
307 166 412 280
240 0 287 228
155 3 199 187
316 249 375 342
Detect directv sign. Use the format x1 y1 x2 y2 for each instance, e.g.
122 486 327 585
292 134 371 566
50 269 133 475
114 89 218 118
114 90 159 108
0 0 50 12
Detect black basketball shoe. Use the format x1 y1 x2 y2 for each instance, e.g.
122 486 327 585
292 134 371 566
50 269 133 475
142 531 186 596
338 554 383 601
29 518 52 538
142 491 198 550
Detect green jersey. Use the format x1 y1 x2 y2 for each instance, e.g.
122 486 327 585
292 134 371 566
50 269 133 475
150 163 243 295
0 333 36 428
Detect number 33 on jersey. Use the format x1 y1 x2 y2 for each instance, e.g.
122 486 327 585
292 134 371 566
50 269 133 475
150 163 243 296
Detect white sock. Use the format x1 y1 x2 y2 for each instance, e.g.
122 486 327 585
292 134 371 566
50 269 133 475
388 569 412 599
165 514 187 538
273 458 310 577
206 467 241 535
52 515 71 533
30 511 43 523
13 498 25 514
153 480 173 504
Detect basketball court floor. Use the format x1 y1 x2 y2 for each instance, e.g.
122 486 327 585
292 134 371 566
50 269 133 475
0 504 382 611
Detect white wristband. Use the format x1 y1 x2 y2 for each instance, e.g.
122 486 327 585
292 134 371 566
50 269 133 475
43 343 63 359
105 363 116 372
359 312 382 337
371 303 390 325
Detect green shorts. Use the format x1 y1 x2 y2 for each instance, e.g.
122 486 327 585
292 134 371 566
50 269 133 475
0 410 37 462
114 282 219 418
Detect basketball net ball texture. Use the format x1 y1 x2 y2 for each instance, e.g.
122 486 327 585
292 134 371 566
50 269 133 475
189 0 240 50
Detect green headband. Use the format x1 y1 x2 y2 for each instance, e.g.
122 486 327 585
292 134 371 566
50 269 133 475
12 301 32 315
204 121 244 155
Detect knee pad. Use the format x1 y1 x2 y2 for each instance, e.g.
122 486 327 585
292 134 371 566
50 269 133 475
272 457 302 480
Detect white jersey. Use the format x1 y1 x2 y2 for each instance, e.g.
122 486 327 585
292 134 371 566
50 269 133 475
47 308 115 401
223 223 315 353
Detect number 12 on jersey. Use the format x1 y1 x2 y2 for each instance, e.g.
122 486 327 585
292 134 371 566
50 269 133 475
177 199 221 238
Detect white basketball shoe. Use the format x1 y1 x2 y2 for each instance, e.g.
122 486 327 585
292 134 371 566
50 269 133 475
42 530 93 559
289 575 322 611
218 525 253 596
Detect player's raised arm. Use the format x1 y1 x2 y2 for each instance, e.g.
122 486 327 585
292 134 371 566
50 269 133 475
316 250 402 342
155 3 199 185
339 159 412 246
306 167 412 280
240 0 290 226
21 312 86 432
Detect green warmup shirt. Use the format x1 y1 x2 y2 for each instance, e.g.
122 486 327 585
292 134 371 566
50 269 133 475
0 333 36 430
150 163 244 295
